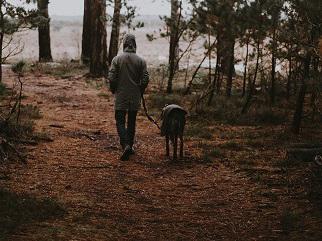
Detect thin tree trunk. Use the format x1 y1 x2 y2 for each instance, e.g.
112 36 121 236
0 1 4 83
89 0 108 77
38 0 52 62
226 39 235 97
270 27 277 104
81 0 92 65
286 55 292 100
184 50 191 88
184 40 216 95
242 39 261 114
167 0 180 93
242 38 249 97
310 57 319 121
207 51 220 106
0 33 3 83
291 53 311 134
108 0 122 65
208 31 212 85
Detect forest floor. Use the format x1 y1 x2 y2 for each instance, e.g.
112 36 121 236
1 68 322 241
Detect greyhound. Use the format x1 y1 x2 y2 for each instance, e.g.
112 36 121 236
161 104 187 160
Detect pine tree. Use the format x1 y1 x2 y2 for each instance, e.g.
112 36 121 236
37 0 52 62
108 0 122 65
89 0 108 77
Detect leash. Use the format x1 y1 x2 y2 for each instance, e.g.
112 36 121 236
141 94 161 130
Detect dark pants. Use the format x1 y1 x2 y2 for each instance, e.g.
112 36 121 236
115 110 137 149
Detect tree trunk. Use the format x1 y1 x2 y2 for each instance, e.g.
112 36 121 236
184 40 216 95
226 39 235 97
0 1 4 83
89 0 108 77
37 0 52 62
241 39 261 114
81 0 92 65
291 53 311 134
242 38 249 97
208 32 212 85
270 27 277 104
207 50 220 106
167 0 179 93
108 0 122 65
286 55 292 100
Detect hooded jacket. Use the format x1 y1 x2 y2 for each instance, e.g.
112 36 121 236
108 34 150 111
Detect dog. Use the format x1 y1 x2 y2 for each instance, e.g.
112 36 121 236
161 104 187 160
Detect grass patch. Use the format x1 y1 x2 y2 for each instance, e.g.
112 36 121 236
207 148 223 158
220 141 241 150
20 104 42 119
97 92 110 100
196 95 288 126
245 139 263 148
202 148 224 162
32 62 87 79
147 93 183 110
186 124 213 140
0 189 65 240
1 104 41 139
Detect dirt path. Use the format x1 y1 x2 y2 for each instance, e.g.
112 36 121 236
2 73 284 241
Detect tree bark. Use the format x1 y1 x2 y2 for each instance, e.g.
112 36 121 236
37 0 53 62
81 0 92 65
286 55 292 100
242 38 249 97
241 39 261 114
207 50 220 106
291 53 311 134
108 0 122 65
89 0 108 77
0 1 4 83
167 0 180 93
270 27 277 104
226 39 235 97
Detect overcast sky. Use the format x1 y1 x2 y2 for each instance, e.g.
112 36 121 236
48 0 170 16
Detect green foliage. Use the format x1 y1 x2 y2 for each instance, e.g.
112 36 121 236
207 148 223 158
0 189 65 239
11 60 27 75
195 95 288 125
0 104 41 139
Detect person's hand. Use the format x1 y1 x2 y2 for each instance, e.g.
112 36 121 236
110 81 117 94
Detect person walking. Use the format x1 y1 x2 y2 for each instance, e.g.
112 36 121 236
108 34 149 161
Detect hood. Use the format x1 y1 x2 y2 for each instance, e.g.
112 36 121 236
123 33 137 53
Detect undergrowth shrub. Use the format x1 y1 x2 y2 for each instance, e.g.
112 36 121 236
197 95 287 125
32 61 87 78
186 123 213 139
148 93 183 110
0 189 65 238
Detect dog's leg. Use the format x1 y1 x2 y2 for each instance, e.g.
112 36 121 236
166 135 170 157
173 135 178 160
180 134 183 159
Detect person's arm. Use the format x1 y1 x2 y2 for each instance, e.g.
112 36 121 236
140 60 150 94
108 57 119 94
